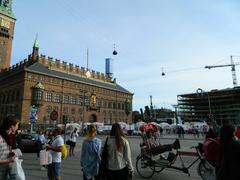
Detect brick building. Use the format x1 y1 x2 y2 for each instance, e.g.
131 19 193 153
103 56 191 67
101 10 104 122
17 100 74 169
0 1 133 126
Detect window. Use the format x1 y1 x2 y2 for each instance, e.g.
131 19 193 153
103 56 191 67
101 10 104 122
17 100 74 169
85 97 90 105
77 96 81 105
11 91 15 102
54 94 61 103
63 95 69 103
16 91 20 101
1 94 5 103
33 89 43 101
63 107 68 114
6 92 10 102
122 103 125 110
108 102 112 109
46 106 52 113
79 108 83 115
70 96 77 104
53 106 59 111
45 92 52 102
97 99 101 107
71 108 76 114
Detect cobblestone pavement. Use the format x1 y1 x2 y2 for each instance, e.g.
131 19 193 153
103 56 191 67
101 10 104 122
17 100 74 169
22 134 204 180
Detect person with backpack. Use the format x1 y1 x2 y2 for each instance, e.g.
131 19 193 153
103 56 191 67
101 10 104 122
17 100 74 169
80 124 101 180
217 124 240 180
46 128 64 180
69 128 78 157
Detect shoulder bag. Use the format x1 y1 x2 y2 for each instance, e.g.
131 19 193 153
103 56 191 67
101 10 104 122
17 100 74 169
98 137 109 180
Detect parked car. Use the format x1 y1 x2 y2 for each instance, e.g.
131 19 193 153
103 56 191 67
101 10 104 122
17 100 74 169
16 133 37 152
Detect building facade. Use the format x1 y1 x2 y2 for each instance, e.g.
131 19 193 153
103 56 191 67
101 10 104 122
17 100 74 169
0 1 133 126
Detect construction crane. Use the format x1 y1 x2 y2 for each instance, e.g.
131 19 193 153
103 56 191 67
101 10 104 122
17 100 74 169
205 56 240 87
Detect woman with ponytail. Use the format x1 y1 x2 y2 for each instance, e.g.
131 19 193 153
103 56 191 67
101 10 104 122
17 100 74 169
81 124 102 180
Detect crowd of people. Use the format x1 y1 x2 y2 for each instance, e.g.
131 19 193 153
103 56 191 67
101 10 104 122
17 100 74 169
1 114 240 180
0 115 134 180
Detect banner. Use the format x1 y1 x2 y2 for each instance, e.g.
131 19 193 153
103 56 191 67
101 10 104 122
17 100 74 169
29 105 38 123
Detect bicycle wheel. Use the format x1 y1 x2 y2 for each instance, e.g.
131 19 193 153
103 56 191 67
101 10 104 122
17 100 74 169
198 160 216 180
136 155 155 179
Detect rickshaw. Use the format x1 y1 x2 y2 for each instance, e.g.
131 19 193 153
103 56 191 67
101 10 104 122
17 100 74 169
136 123 213 179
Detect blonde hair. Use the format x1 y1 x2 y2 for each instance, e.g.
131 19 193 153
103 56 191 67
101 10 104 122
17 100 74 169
87 124 97 138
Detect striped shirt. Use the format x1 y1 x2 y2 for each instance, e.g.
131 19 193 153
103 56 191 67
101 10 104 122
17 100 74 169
0 135 10 161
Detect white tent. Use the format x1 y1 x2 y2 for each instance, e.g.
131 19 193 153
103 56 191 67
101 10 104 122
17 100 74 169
136 121 147 130
118 122 128 129
159 122 171 129
92 122 104 126
66 123 81 133
149 122 161 127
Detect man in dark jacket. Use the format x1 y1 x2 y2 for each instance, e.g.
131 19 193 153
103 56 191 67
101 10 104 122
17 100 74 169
218 124 240 180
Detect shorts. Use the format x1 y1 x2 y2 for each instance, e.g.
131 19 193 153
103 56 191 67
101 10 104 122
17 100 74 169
48 162 61 179
70 141 76 147
47 164 53 178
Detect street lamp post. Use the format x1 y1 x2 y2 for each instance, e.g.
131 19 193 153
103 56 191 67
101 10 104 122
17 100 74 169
80 90 87 135
172 104 178 125
196 88 216 129
125 99 130 123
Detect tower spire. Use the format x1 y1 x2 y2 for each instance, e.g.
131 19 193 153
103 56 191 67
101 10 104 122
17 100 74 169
85 48 91 78
32 34 39 61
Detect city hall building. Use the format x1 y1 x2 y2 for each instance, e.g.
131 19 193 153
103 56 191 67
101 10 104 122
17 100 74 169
0 1 133 126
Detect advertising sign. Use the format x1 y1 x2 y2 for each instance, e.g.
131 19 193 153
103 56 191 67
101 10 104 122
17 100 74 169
29 105 38 123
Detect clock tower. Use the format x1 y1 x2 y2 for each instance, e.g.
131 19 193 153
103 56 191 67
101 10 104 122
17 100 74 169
0 0 15 70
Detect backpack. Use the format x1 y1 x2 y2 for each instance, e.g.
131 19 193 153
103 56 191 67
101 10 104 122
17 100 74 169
203 138 223 168
61 144 68 160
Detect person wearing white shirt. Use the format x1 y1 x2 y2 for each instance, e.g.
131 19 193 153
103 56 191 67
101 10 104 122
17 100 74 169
69 128 78 157
46 128 64 180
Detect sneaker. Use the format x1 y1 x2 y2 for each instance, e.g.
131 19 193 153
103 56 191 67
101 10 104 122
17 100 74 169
167 152 176 162
41 167 47 171
173 139 181 149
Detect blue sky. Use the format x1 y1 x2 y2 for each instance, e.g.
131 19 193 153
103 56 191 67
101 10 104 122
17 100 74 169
11 0 240 111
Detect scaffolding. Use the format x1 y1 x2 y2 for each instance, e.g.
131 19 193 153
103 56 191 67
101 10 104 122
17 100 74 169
177 87 240 125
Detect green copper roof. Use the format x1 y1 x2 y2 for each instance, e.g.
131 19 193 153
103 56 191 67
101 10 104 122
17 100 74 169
33 82 45 90
33 35 39 48
0 0 15 19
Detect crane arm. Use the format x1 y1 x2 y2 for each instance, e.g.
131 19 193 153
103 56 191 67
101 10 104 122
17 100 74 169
205 60 240 87
205 64 232 69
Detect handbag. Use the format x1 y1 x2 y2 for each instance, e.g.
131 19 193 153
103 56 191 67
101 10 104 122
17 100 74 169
66 140 71 145
39 149 49 165
10 159 26 180
98 137 109 180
